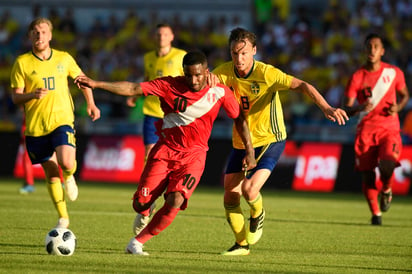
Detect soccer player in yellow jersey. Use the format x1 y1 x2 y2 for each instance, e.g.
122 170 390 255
10 17 100 229
127 23 186 236
213 27 349 255
128 23 186 160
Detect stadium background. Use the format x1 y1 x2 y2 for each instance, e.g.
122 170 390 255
0 0 411 194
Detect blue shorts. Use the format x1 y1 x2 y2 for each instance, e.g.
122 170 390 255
225 141 286 177
25 125 76 164
143 115 160 145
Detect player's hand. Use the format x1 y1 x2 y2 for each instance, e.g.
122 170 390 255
75 76 96 89
126 96 137 107
33 88 49 99
207 72 220 87
387 102 398 116
87 105 101 121
325 107 349 125
242 152 257 173
361 100 374 112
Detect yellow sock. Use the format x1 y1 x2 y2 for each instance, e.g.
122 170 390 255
247 193 263 218
224 204 248 246
62 160 77 181
46 178 69 219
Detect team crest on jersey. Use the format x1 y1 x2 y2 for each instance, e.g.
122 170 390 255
251 81 260 94
207 92 217 104
141 187 150 197
57 63 64 73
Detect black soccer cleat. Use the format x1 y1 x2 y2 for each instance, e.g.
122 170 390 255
380 190 392 212
371 215 382 225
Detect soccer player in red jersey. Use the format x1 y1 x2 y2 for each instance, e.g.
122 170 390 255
343 33 410 225
75 51 256 255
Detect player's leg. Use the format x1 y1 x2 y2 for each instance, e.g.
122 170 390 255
243 141 285 245
132 114 161 233
26 134 69 228
127 149 206 255
222 148 249 255
127 146 170 255
378 133 402 212
20 122 35 193
54 125 78 201
20 141 35 194
360 170 382 224
355 134 381 224
42 154 70 228
131 143 167 236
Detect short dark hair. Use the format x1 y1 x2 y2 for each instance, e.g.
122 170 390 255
364 33 385 47
229 27 257 47
182 51 207 67
156 23 172 30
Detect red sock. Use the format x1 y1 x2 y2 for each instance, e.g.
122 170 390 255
23 148 34 185
362 182 380 215
136 203 180 244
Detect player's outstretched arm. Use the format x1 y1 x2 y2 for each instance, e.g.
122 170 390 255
290 77 349 125
75 76 143 97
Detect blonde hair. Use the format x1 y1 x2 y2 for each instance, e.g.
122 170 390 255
28 17 53 33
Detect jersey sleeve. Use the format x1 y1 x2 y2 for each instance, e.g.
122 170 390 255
344 71 360 98
394 66 406 91
10 58 24 89
265 66 293 91
66 52 82 79
221 85 240 119
140 77 172 97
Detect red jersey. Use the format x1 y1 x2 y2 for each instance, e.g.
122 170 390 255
140 76 240 152
345 62 406 131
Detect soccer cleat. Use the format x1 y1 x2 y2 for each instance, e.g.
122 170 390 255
19 184 35 194
246 209 265 245
125 237 149 255
56 218 70 228
371 215 382 225
380 190 392 212
221 243 250 256
64 176 78 201
133 203 156 235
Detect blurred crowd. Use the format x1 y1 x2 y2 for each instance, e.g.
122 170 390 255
0 0 411 141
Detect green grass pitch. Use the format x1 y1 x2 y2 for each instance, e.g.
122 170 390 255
0 178 411 273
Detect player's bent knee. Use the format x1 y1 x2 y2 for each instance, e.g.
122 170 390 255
166 192 185 208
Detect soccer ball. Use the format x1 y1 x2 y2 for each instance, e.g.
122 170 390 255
45 228 77 256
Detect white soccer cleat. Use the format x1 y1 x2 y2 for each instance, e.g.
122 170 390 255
133 203 156 235
125 238 149 255
64 176 78 201
55 217 70 229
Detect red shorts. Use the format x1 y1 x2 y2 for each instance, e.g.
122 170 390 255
133 143 207 210
354 127 402 171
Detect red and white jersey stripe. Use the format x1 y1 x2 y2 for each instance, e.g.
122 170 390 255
140 76 240 152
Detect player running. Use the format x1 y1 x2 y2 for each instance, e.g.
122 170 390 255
75 51 256 255
343 33 409 225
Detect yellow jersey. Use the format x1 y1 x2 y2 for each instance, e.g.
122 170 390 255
10 49 81 136
213 60 293 149
142 47 186 118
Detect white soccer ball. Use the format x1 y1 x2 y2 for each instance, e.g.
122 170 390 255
45 228 77 256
